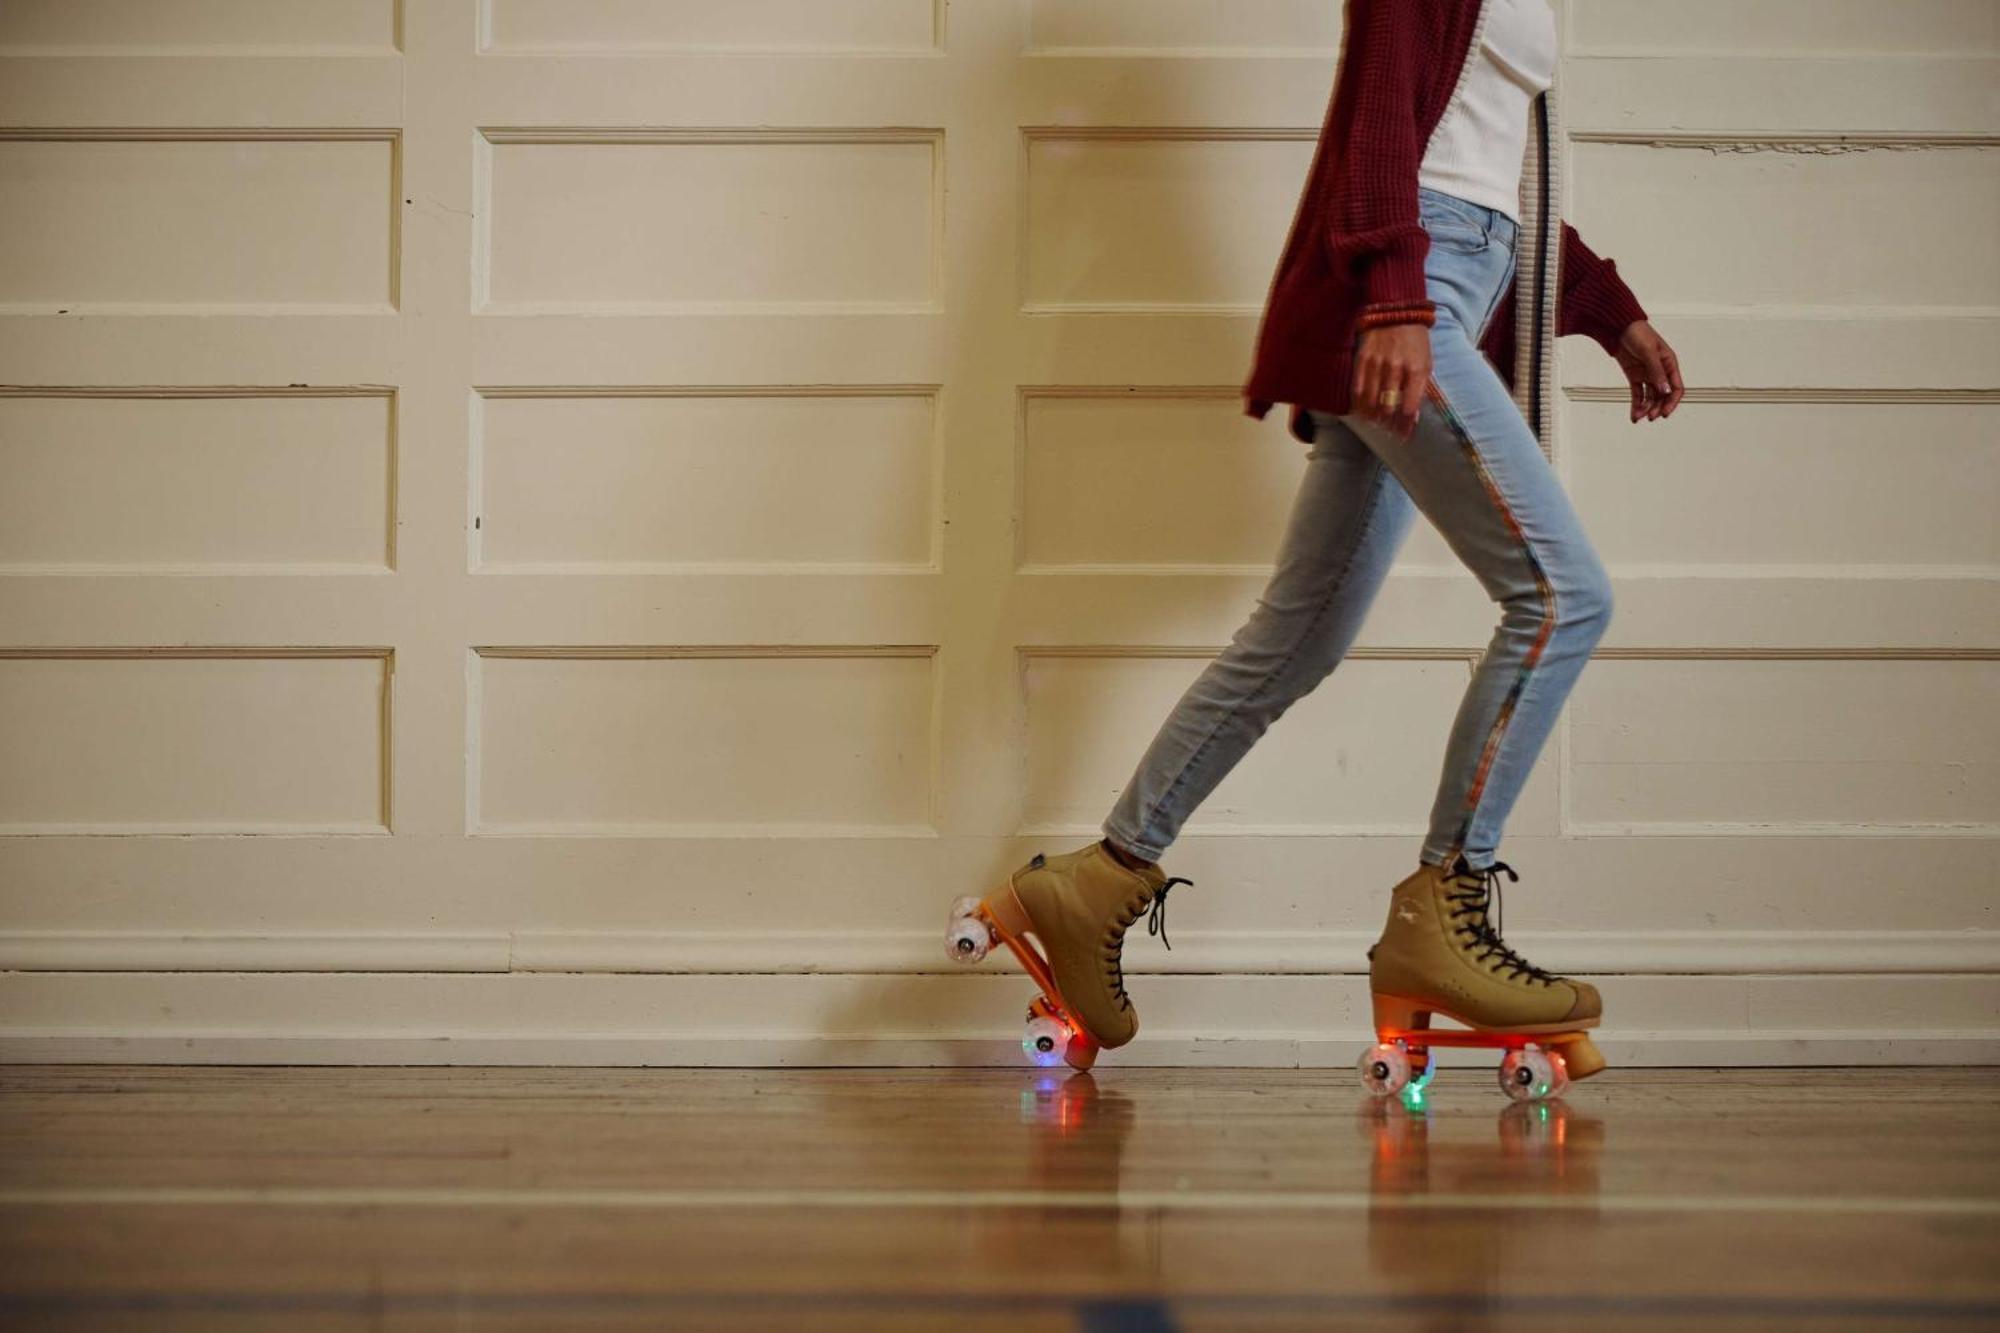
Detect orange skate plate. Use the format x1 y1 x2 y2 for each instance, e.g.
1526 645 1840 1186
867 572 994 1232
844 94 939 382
1377 1027 1592 1051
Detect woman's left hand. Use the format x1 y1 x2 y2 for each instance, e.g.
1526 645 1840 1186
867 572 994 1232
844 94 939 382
1614 320 1684 422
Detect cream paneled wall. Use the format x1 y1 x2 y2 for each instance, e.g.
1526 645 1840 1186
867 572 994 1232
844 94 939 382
0 1 1993 1066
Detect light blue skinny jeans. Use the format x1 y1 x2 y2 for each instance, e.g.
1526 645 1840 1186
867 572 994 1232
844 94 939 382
1102 185 1614 872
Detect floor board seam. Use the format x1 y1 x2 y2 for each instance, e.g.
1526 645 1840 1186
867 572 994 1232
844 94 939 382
4 1186 1995 1216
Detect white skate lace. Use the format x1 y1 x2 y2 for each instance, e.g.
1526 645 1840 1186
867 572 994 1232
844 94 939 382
1446 860 1558 987
1103 876 1192 1009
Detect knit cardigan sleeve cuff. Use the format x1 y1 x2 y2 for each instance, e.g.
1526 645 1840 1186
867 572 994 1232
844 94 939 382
1559 223 1648 355
1568 271 1647 356
1357 300 1437 331
1356 227 1433 313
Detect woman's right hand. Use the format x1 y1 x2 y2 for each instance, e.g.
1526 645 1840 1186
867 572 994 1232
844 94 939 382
1353 323 1431 441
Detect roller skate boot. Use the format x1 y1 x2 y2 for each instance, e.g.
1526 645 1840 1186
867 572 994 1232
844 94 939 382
944 839 1190 1071
1357 857 1606 1103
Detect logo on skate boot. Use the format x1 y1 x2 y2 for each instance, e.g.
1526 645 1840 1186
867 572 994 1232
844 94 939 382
1396 899 1422 924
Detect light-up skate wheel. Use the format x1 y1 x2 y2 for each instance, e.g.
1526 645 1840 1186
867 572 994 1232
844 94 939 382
1357 1041 1412 1098
1401 1048 1436 1107
947 894 983 921
944 914 992 964
1544 1049 1571 1098
1023 1014 1070 1067
1498 1045 1562 1102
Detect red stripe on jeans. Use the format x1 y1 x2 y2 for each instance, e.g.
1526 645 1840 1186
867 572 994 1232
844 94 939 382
1424 378 1557 854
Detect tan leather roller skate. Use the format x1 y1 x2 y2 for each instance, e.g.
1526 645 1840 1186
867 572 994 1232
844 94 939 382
1357 857 1606 1103
945 839 1189 1070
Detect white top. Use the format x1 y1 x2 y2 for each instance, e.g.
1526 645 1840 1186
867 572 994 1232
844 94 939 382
1417 0 1558 224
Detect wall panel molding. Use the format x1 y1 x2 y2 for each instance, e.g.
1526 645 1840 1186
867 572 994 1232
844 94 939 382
0 128 402 315
471 383 941 575
1571 130 2000 151
474 383 940 399
0 385 399 576
0 385 395 399
0 646 393 660
1568 386 2000 405
474 127 943 315
0 647 394 835
0 126 397 142
1020 126 1314 315
0 0 403 56
1019 646 2000 663
468 644 939 837
477 0 942 57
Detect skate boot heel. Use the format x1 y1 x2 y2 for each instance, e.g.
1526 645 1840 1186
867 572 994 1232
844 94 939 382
1371 994 1430 1036
980 879 1035 940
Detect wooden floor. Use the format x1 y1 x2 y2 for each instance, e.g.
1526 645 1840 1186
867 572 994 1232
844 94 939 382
1 1066 1995 1331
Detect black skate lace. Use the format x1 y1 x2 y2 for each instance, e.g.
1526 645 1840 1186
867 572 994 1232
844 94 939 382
1445 860 1557 986
1103 876 1192 1009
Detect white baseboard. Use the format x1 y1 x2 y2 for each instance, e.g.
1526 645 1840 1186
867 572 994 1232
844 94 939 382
2 950 1991 1069
2 1030 1995 1068
2 927 1995 975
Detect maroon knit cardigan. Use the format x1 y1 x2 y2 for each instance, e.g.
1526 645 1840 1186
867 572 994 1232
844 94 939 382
1243 0 1648 444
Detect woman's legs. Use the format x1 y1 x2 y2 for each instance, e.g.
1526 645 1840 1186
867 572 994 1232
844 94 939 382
1103 186 1611 875
1337 311 1614 872
1100 417 1417 864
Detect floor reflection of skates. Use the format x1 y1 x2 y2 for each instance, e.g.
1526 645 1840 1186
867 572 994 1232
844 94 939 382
945 890 1101 1071
977 1071 1150 1282
1360 1096 1606 1199
1362 1096 1607 1290
1356 993 1607 1107
1019 1070 1135 1190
